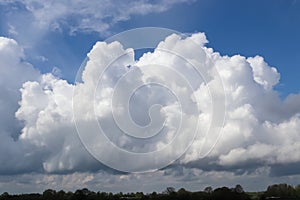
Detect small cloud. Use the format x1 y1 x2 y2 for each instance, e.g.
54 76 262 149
8 24 18 36
51 66 62 78
35 55 48 62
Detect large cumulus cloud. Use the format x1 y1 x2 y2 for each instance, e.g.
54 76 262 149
0 32 300 188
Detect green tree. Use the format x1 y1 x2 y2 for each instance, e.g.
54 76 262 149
43 189 57 200
57 190 66 199
264 184 296 198
0 192 10 200
165 187 175 194
296 184 300 197
204 186 213 194
212 186 250 200
212 187 235 200
234 184 244 194
177 188 191 200
73 188 93 200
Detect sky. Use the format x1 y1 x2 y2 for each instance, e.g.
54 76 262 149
0 0 300 194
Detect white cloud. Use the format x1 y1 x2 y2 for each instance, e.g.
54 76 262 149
16 74 102 173
0 0 193 34
12 32 300 176
0 37 39 132
0 30 300 191
247 56 280 90
0 37 40 173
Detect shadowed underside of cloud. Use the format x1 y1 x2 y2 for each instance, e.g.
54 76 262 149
0 31 300 190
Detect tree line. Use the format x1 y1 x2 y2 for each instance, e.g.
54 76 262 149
1 183 300 200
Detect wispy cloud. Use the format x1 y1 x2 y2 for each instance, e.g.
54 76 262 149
0 0 193 35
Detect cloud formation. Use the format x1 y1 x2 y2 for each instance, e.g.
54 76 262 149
0 0 192 34
0 37 40 173
0 31 300 191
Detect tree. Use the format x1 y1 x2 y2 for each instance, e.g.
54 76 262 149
177 188 191 200
234 184 244 194
135 192 144 199
43 189 57 200
296 184 300 197
149 191 157 200
212 187 235 200
73 188 93 200
57 190 66 199
164 187 176 195
264 184 296 198
0 192 10 200
204 186 213 194
212 186 250 200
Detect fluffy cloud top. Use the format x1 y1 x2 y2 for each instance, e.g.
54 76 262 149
0 32 300 186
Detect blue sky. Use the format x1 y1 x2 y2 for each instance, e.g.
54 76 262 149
0 0 298 95
1 0 299 96
0 0 300 194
